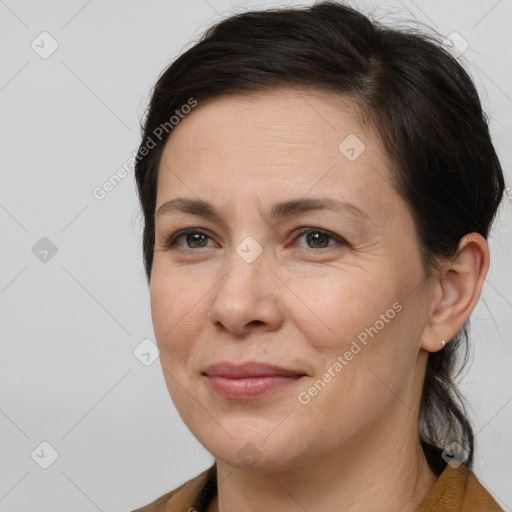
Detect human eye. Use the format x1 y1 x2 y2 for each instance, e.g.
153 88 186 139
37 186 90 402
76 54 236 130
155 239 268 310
290 227 348 250
164 228 217 250
160 226 347 253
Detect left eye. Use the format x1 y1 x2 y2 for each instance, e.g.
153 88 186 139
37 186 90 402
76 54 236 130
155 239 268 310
165 227 346 250
292 227 345 249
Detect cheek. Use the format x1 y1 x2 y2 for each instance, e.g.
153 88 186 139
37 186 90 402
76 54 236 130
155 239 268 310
288 271 414 399
150 274 210 417
285 270 394 353
149 272 208 364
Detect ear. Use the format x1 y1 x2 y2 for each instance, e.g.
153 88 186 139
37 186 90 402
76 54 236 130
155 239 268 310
421 233 490 353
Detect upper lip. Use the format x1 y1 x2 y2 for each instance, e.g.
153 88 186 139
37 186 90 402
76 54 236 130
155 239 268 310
203 361 306 378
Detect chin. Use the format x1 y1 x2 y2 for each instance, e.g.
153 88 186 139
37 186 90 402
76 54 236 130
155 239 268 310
192 425 304 472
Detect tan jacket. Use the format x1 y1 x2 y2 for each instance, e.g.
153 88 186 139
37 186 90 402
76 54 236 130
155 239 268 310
131 462 503 511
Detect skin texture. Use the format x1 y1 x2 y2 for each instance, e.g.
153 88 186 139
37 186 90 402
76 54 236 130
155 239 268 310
150 87 490 512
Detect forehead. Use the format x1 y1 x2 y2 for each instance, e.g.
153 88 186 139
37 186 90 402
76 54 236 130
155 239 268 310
156 87 400 220
162 88 371 162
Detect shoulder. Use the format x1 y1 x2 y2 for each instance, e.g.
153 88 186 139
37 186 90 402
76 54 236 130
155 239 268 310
462 467 503 511
417 463 503 511
130 464 216 512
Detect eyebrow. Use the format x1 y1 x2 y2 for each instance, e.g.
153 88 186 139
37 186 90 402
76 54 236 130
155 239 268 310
155 197 368 224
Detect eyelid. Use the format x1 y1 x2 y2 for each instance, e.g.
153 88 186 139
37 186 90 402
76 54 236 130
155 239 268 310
287 226 348 249
164 226 347 251
164 227 216 249
290 226 347 243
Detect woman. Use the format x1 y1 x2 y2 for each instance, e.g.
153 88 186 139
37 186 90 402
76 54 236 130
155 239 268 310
131 1 505 510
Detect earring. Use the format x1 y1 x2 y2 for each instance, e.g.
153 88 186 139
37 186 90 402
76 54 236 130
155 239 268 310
441 340 446 348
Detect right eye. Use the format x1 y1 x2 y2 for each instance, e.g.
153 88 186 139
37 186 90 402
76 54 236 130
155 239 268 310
164 229 217 250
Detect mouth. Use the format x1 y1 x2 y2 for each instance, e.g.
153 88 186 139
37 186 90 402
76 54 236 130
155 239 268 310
202 361 307 400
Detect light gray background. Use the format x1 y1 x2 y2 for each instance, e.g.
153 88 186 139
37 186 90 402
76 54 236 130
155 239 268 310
0 0 511 510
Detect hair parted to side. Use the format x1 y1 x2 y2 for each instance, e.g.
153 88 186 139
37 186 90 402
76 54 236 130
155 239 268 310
134 1 505 474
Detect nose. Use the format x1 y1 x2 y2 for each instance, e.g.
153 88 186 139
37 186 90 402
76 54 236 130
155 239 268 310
207 244 284 337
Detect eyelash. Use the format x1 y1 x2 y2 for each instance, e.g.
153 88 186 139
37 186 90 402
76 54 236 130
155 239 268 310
163 227 347 252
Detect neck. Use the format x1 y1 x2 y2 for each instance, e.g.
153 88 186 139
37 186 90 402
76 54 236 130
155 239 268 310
208 413 438 512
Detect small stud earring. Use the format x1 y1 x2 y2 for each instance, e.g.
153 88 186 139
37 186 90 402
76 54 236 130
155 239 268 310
441 340 446 348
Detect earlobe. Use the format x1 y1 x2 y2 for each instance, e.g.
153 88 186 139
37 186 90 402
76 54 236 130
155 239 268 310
421 233 490 353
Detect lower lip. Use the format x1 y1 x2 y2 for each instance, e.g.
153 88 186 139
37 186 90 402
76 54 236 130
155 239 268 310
206 375 304 399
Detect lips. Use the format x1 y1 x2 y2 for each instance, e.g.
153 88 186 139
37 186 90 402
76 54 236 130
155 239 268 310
203 361 306 400
203 361 306 379
203 361 307 399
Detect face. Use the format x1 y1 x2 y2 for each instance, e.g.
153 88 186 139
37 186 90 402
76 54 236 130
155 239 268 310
150 88 435 472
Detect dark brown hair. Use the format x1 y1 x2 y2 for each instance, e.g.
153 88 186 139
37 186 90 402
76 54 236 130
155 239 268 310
134 1 505 473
